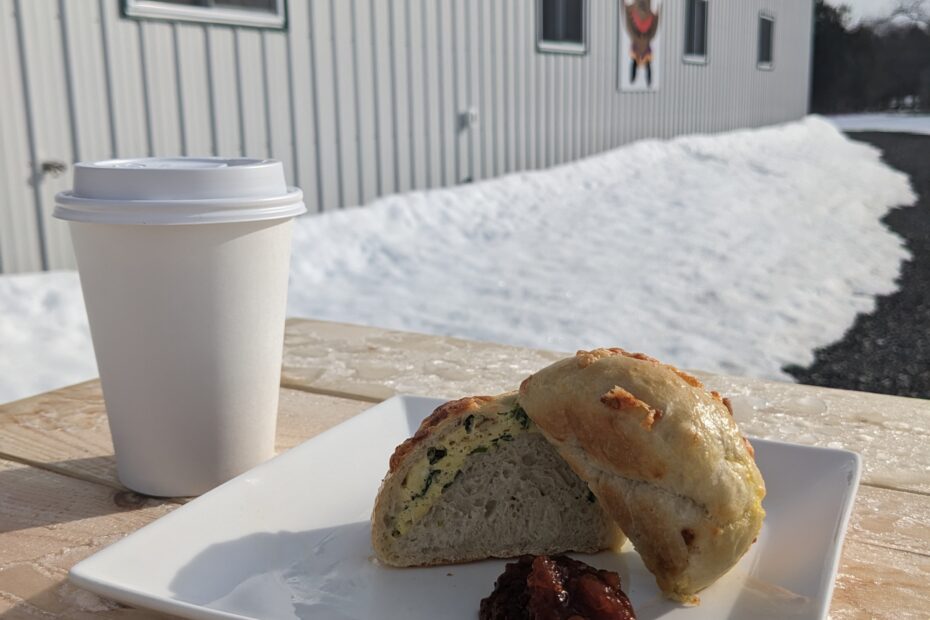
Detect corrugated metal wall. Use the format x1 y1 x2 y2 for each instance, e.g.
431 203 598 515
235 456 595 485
0 0 813 274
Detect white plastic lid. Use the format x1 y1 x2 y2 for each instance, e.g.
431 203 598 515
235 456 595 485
54 157 306 225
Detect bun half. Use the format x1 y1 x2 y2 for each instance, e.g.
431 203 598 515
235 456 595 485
519 348 765 602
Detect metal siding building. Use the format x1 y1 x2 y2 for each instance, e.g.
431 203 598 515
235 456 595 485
0 0 813 274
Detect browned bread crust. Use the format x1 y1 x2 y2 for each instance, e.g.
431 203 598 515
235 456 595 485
519 348 766 602
388 395 494 473
372 392 623 567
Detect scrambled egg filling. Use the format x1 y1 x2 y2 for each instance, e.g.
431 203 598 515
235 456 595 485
392 405 531 537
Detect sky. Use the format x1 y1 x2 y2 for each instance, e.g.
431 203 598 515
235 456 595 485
825 0 899 24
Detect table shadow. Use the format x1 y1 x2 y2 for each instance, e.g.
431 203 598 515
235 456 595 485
4 582 156 619
169 521 373 619
166 522 706 620
725 576 815 619
0 456 170 533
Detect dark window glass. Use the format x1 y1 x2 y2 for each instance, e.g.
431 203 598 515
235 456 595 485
758 16 774 65
684 0 708 57
152 0 208 5
124 0 284 27
146 0 276 11
215 0 277 12
541 0 584 44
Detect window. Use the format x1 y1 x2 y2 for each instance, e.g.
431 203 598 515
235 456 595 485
757 14 774 69
537 0 586 54
684 0 708 62
122 0 287 29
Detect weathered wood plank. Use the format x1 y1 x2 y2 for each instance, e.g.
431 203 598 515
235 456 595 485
830 538 930 620
1 454 926 619
1 581 170 619
3 372 928 560
846 485 930 557
274 383 373 451
282 318 564 400
2 319 929 618
282 318 930 495
0 380 117 486
0 460 172 563
705 374 930 496
0 380 372 491
0 458 176 618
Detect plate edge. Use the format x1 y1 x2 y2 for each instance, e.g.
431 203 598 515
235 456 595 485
67 396 865 620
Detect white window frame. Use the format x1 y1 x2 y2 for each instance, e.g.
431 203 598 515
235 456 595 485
682 0 708 65
536 0 588 55
757 12 775 70
123 0 287 30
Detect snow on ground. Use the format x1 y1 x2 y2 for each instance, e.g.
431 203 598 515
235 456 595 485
829 112 930 136
0 117 915 404
0 271 96 403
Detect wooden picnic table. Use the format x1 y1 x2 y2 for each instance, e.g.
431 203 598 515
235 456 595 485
1 319 928 619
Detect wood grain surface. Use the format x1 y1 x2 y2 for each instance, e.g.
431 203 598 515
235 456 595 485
0 381 372 490
1 318 927 619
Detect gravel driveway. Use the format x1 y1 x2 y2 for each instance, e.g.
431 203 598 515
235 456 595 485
785 132 930 398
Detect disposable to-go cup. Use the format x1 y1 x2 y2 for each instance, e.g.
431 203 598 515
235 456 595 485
54 158 306 497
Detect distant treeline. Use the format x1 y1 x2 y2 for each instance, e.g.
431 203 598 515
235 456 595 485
812 0 930 113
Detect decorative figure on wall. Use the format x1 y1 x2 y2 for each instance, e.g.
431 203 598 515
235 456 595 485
620 0 661 92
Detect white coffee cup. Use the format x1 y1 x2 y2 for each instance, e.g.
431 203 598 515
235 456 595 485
55 157 306 497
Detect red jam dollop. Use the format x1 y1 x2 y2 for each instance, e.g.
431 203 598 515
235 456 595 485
479 555 636 620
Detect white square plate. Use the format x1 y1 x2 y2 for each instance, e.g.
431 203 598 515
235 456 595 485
71 395 861 620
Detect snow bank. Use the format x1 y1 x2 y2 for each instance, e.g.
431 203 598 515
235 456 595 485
288 117 913 379
0 271 95 404
0 117 914 404
829 113 930 136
